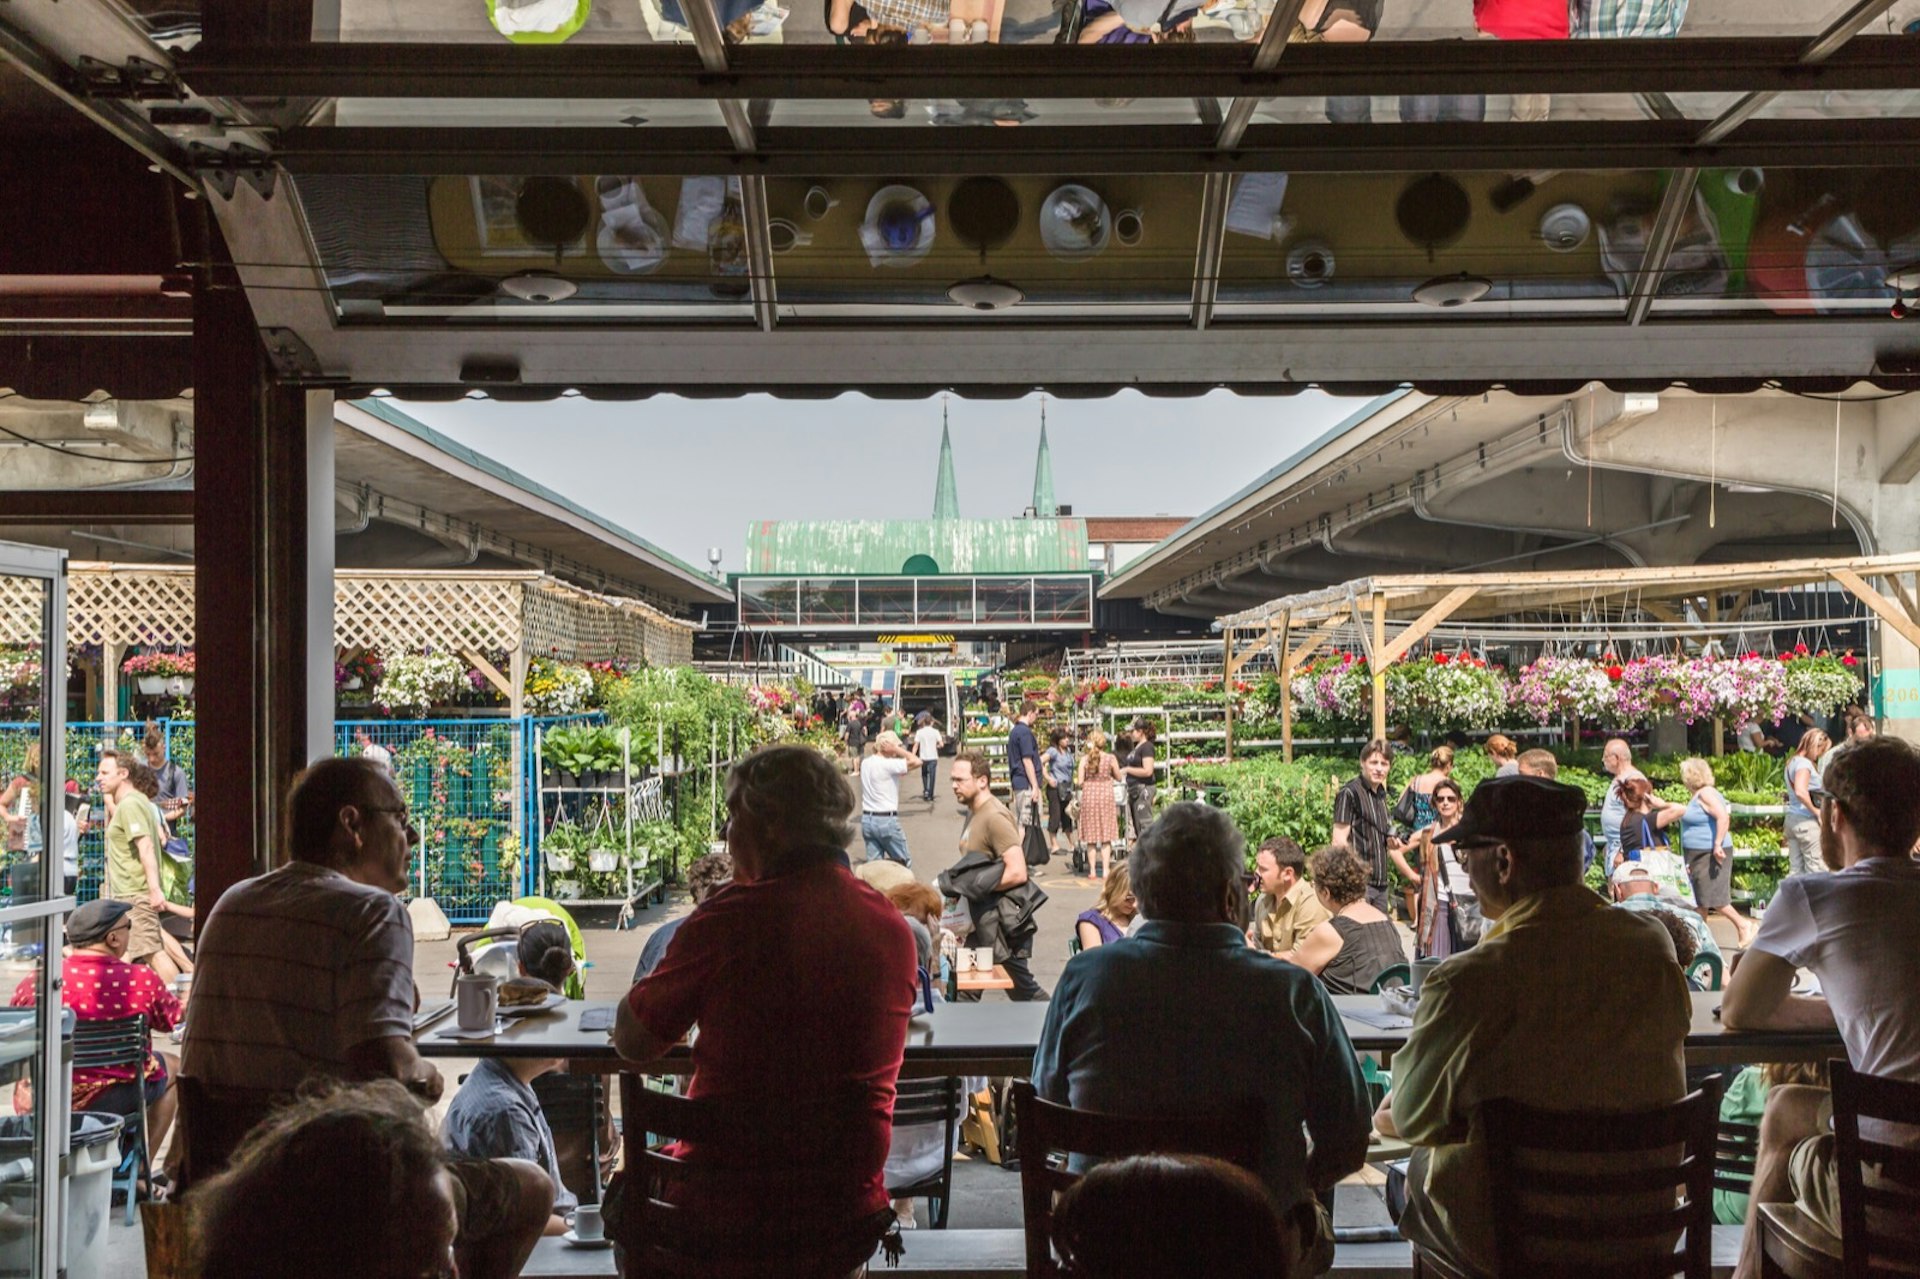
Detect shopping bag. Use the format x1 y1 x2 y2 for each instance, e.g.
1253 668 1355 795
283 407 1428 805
1022 806 1052 867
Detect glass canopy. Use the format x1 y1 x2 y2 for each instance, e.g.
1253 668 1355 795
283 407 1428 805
290 164 1920 324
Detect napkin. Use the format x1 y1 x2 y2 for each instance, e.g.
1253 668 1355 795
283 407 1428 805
494 0 579 35
579 1006 616 1033
1225 173 1289 240
434 1022 503 1041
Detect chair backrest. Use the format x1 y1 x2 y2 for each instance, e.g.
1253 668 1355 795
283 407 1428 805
71 1014 148 1072
1011 1080 1265 1279
1371 963 1410 993
618 1077 893 1279
1480 1079 1723 1279
1711 1118 1758 1200
1688 952 1723 992
1830 1059 1920 1276
891 1076 965 1129
173 1077 294 1194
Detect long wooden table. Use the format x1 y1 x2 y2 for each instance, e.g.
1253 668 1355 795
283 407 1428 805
416 991 1843 1075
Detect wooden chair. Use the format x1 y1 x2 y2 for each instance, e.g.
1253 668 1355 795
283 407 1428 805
1010 1080 1264 1278
1713 1117 1759 1211
72 1014 150 1223
886 1077 967 1229
1411 1079 1723 1279
617 1076 896 1279
1758 1061 1920 1278
171 1077 292 1194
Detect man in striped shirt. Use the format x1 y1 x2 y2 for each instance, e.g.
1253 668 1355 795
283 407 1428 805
183 757 550 1279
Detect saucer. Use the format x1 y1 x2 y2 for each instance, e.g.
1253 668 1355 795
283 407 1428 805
563 1230 612 1250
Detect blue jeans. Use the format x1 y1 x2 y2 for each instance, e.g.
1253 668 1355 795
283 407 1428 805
861 814 910 867
920 759 937 802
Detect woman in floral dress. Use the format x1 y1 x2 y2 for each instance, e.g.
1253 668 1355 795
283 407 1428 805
1074 729 1122 879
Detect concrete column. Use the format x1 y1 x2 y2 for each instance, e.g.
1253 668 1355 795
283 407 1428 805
305 391 336 765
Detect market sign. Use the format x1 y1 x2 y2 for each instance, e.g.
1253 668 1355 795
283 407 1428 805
879 634 955 646
1878 670 1920 720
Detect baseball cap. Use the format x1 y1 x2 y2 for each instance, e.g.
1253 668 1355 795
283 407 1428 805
1434 774 1587 848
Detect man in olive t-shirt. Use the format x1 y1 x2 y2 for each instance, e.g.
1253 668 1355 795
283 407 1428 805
949 752 1045 1001
98 751 166 965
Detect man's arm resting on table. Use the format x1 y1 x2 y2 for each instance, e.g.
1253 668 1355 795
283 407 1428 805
1721 948 1835 1032
612 996 677 1067
344 1035 444 1103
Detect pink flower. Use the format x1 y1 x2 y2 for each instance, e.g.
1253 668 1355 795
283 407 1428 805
1842 654 1859 667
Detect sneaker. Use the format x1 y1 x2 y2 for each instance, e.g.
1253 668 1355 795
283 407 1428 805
895 1212 918 1230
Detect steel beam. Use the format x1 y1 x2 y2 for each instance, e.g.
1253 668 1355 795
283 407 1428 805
0 491 194 525
270 117 1920 177
176 35 1920 102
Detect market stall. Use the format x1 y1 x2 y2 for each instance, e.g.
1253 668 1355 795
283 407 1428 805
1216 552 1920 761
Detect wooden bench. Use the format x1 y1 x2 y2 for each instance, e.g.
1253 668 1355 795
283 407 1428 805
523 1224 1752 1277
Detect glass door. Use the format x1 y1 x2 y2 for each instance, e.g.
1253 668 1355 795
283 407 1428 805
0 538 72 1279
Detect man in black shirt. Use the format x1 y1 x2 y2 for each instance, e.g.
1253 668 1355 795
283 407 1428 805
1331 740 1404 914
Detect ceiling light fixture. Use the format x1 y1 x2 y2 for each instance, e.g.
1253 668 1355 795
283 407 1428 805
1413 273 1493 308
948 276 1025 311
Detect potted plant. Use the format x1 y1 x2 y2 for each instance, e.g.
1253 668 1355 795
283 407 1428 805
586 727 626 788
123 650 196 696
542 819 585 872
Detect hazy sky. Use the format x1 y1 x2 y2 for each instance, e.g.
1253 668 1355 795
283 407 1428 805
397 390 1364 570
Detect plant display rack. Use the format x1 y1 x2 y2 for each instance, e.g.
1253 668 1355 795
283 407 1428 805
535 724 665 924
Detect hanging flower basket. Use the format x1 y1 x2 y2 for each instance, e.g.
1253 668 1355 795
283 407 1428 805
588 848 620 873
551 878 582 900
136 676 168 695
545 847 575 871
166 676 195 697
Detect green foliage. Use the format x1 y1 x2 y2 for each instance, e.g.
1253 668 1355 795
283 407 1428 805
1707 751 1784 795
543 725 624 775
604 668 759 769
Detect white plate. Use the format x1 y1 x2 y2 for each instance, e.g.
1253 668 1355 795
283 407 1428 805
1040 184 1111 260
596 208 671 275
1538 202 1591 253
498 991 568 1018
862 185 935 267
563 1230 613 1250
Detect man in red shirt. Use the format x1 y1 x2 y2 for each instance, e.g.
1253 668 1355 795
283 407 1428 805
14 898 182 1151
613 744 918 1249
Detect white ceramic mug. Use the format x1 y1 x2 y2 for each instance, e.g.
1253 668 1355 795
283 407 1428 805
767 218 814 253
1114 208 1144 247
454 973 499 1031
571 1203 604 1242
955 949 975 973
803 185 839 221
974 947 996 973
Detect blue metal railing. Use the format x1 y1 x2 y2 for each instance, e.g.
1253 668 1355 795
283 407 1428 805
1 714 608 924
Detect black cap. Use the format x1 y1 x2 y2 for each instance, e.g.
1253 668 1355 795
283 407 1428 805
1434 774 1588 848
68 898 134 946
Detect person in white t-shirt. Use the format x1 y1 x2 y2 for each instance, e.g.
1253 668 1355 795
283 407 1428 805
911 715 944 806
1724 737 1920 1279
859 732 923 867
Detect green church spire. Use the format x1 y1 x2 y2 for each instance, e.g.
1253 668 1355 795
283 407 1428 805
932 397 960 520
1031 398 1057 517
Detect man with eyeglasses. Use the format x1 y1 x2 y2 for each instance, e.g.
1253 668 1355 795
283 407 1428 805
185 756 552 1279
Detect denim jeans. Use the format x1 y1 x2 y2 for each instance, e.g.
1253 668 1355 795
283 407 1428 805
861 814 911 866
919 758 938 802
1325 94 1487 124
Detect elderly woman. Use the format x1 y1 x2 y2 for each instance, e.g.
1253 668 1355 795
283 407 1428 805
1075 864 1136 950
1783 728 1829 876
1678 758 1756 946
1277 845 1406 995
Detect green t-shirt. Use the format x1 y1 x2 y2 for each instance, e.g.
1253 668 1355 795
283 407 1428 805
105 795 163 901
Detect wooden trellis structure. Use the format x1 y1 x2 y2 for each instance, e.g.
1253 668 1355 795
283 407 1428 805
0 564 695 717
1216 552 1920 761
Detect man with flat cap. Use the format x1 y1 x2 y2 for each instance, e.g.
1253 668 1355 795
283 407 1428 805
1374 775 1691 1276
11 898 183 1157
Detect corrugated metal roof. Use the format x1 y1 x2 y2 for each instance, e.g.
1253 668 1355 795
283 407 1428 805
747 518 1089 575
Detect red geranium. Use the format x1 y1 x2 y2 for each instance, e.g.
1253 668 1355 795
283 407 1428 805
1606 665 1624 682
1433 652 1451 665
1842 653 1859 667
1795 642 1809 655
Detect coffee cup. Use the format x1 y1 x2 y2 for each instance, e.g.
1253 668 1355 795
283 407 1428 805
1114 208 1144 247
955 949 975 973
803 184 839 221
571 1204 604 1242
974 948 995 973
767 218 813 254
1409 957 1443 995
454 973 498 1032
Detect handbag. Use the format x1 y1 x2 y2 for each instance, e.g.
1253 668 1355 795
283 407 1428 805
1391 784 1422 833
1022 802 1051 867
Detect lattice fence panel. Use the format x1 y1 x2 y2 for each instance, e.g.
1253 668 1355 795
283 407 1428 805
333 575 524 655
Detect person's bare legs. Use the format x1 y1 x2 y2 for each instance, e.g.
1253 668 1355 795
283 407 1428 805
142 947 182 986
148 1052 180 1155
1734 1084 1828 1279
1717 903 1756 946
